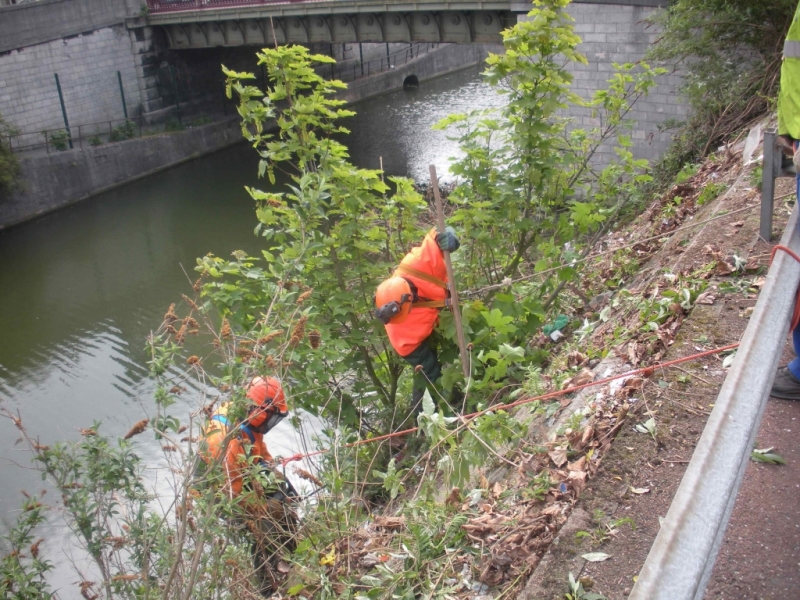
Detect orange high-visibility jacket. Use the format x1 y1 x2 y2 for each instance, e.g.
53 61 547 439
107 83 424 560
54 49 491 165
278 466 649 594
201 402 273 497
385 228 449 356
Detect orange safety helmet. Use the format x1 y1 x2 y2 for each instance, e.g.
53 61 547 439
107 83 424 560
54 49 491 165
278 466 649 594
246 376 288 433
375 277 414 325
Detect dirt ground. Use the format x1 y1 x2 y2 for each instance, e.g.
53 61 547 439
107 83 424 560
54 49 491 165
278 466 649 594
515 156 800 599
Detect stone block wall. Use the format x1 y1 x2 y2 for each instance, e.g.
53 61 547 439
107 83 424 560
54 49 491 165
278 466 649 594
524 2 685 166
0 0 137 53
0 25 143 147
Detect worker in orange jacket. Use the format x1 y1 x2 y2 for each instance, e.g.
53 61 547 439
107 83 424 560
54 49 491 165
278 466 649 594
375 226 460 412
200 376 289 498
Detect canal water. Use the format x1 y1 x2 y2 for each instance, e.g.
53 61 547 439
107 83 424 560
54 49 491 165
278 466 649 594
0 63 503 590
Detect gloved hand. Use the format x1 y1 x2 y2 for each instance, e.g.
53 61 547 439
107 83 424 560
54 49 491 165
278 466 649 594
436 226 460 253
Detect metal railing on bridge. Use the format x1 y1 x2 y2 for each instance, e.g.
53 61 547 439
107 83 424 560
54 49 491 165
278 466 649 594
146 0 309 13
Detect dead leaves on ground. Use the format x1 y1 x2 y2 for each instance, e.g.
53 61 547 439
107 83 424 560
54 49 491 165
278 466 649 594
294 367 646 597
562 368 595 391
471 504 565 586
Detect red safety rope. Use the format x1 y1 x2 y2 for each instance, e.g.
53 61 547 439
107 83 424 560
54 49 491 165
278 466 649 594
279 343 740 466
771 245 800 330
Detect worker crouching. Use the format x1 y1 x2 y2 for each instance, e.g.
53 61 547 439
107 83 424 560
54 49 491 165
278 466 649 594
375 226 460 413
200 376 289 500
200 376 298 594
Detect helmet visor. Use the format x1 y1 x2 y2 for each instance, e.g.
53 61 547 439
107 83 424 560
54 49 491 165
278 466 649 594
251 409 287 434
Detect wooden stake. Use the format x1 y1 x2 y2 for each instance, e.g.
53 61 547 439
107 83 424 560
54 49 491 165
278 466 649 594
429 165 470 379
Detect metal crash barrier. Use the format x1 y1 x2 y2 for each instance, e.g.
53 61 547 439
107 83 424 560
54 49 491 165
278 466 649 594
760 128 796 241
630 193 800 597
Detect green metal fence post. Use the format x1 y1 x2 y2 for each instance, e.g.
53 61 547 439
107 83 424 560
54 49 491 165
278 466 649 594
170 65 182 124
220 73 227 116
54 73 73 149
117 71 128 120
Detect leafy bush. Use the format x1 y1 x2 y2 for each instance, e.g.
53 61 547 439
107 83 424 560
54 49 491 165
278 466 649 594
0 113 20 202
647 0 796 186
192 115 213 126
1 329 296 599
213 0 661 425
47 129 70 151
165 118 184 132
109 120 137 142
696 182 726 206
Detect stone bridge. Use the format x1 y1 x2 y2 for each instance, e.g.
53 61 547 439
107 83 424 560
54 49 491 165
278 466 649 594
145 0 664 47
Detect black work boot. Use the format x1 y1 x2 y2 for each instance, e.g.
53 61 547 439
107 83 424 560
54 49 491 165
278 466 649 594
770 366 800 400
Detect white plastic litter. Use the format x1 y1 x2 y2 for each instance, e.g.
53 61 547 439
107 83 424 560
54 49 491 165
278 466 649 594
742 124 763 166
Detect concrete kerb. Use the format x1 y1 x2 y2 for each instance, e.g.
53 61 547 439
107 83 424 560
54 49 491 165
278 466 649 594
514 355 633 598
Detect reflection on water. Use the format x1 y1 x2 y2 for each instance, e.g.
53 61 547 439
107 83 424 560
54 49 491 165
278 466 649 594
0 62 501 594
345 66 505 181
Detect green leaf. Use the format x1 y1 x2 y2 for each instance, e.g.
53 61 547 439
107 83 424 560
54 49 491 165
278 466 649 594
287 584 305 595
750 450 787 465
422 390 435 417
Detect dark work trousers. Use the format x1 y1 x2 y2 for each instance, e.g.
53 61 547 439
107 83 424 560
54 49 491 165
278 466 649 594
402 336 442 413
790 141 800 379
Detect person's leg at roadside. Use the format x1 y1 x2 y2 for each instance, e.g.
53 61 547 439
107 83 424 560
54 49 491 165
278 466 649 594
771 140 800 399
772 328 800 399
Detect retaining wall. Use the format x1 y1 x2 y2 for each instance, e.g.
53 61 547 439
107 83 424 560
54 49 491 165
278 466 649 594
0 117 242 229
338 42 496 103
561 2 685 164
0 0 137 54
0 25 143 144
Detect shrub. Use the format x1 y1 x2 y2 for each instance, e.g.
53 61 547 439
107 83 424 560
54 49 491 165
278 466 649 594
109 120 137 142
165 118 184 132
647 0 796 186
0 113 20 202
191 115 213 126
47 129 70 151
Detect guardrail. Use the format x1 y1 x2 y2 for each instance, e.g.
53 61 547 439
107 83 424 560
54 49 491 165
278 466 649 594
629 187 800 597
760 129 796 241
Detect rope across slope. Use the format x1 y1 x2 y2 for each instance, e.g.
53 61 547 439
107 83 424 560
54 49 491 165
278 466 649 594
279 343 740 466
